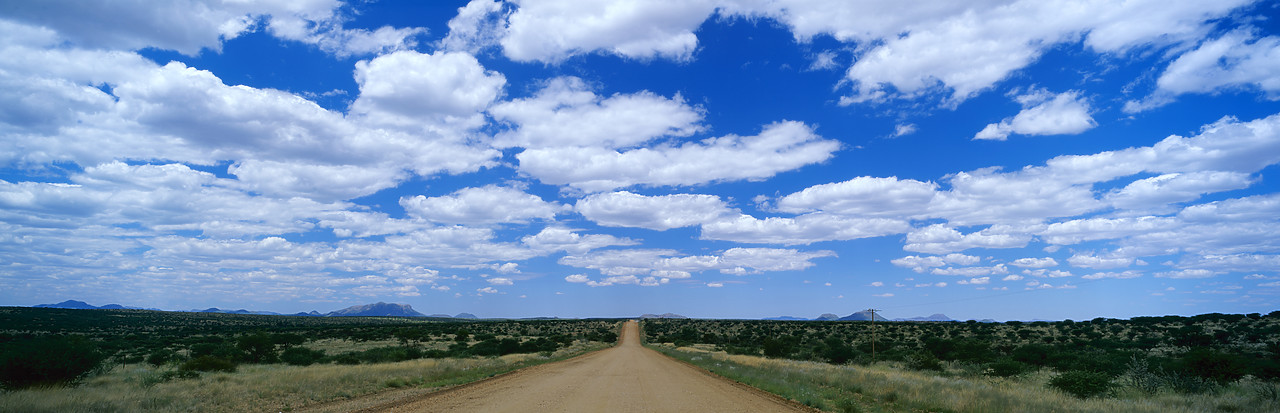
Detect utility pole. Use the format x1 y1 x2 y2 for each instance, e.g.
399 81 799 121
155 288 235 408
866 308 881 362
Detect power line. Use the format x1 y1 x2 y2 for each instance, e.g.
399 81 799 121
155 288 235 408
865 308 880 362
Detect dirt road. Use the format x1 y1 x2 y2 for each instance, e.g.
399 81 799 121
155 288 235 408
354 320 811 412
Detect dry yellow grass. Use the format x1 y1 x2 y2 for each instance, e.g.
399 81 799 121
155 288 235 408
0 341 608 413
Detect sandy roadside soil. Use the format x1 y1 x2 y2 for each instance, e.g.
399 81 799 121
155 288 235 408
311 320 814 413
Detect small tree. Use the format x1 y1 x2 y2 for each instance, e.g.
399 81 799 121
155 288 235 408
237 332 278 363
0 335 107 389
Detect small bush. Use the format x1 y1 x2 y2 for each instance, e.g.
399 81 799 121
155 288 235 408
329 346 423 364
0 335 107 389
146 349 180 367
332 353 362 365
1163 371 1219 395
985 359 1029 377
835 398 860 413
905 351 943 372
1123 356 1164 395
1048 370 1114 398
1252 380 1280 401
1178 348 1246 383
280 347 326 366
179 355 236 373
139 369 201 387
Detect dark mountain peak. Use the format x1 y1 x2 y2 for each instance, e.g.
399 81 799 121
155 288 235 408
454 312 478 319
35 300 98 309
326 302 425 317
838 310 887 321
815 313 840 321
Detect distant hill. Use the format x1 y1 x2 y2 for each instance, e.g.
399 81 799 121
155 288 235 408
29 300 478 319
35 300 99 310
326 302 425 317
838 310 886 321
192 308 282 315
765 313 954 322
640 313 687 319
34 300 158 311
895 313 953 322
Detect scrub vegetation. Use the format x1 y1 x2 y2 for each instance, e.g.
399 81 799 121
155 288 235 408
0 307 619 412
644 312 1280 412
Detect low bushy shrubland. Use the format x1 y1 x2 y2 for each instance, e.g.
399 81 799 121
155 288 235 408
644 312 1280 394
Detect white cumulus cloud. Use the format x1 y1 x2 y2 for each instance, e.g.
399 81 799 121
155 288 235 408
576 191 732 231
400 186 565 226
974 90 1096 141
516 120 839 192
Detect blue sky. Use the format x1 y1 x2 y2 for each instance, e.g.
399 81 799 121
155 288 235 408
3 0 1280 321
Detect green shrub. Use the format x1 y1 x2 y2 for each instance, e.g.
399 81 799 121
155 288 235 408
1011 344 1053 366
179 355 236 373
0 335 107 389
905 351 943 371
1163 371 1219 395
1177 348 1246 383
158 369 201 383
189 342 244 361
1252 380 1280 401
329 346 423 364
822 336 857 365
1048 370 1114 398
280 347 326 366
146 348 180 367
986 358 1029 377
1123 356 1163 395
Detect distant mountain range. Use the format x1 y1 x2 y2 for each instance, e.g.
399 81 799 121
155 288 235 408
195 307 287 316
764 312 956 322
30 300 480 319
34 300 161 311
640 313 687 319
29 300 989 322
762 316 809 321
